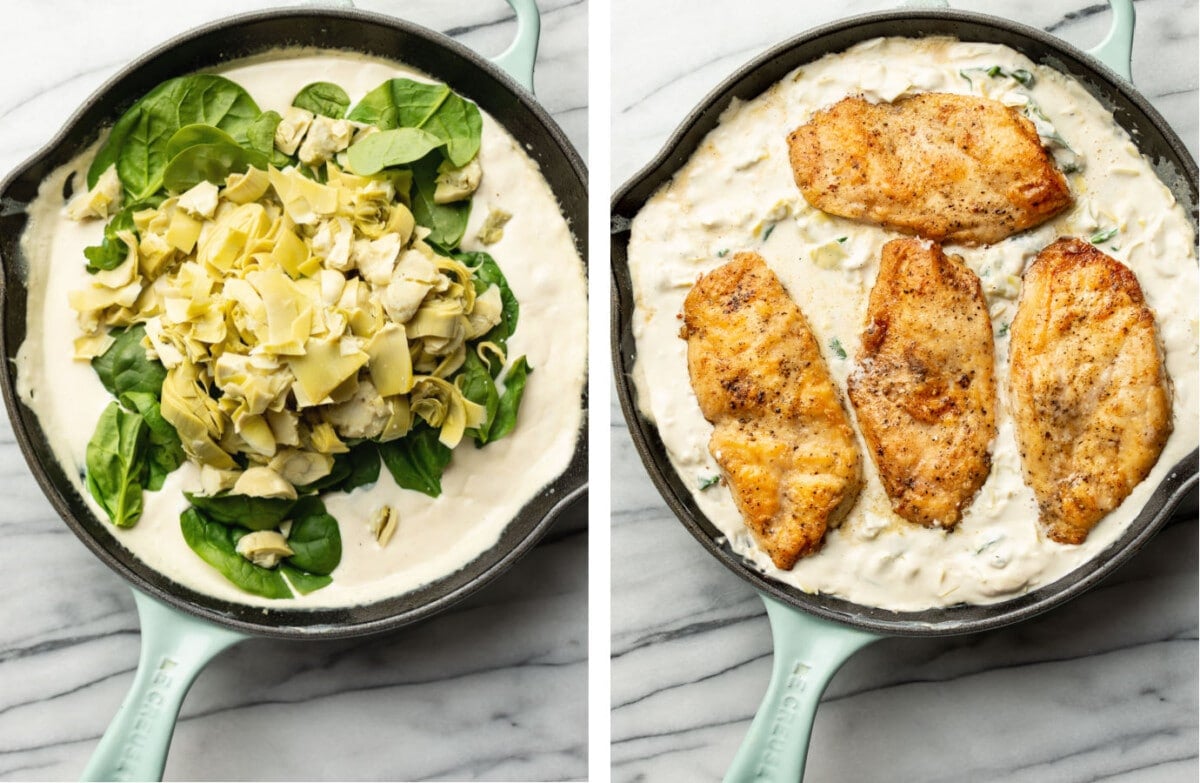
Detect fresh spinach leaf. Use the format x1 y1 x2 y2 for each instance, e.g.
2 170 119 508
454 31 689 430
340 441 382 491
347 78 482 166
457 251 519 373
184 491 295 531
279 564 332 595
460 349 500 445
83 205 137 273
244 110 292 167
92 325 168 400
292 82 350 119
91 74 261 201
165 124 239 159
122 391 185 491
411 156 469 251
346 128 444 175
180 508 293 599
379 426 453 498
162 141 268 194
298 441 381 494
85 402 148 528
489 356 530 443
284 497 342 575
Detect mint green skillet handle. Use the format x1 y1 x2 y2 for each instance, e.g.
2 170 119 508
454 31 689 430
1087 0 1135 81
492 0 542 93
724 595 880 783
81 590 247 782
899 1 1133 82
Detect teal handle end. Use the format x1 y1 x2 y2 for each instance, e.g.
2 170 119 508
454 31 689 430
723 595 880 783
81 590 247 782
1086 0 1135 81
492 0 541 93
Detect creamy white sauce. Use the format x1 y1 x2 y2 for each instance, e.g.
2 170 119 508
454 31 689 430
16 50 587 609
628 37 1199 611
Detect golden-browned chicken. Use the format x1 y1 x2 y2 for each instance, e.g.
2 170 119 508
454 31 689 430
787 93 1072 245
1009 238 1173 545
681 253 862 568
847 238 997 527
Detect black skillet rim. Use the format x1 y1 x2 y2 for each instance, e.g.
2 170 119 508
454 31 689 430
0 6 589 640
611 7 1199 637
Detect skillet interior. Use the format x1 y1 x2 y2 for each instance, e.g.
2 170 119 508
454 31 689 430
611 9 1198 637
0 8 588 639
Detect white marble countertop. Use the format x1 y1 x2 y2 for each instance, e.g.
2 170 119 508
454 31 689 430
612 1 1198 781
0 1 586 781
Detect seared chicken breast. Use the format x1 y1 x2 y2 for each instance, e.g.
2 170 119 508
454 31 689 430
681 253 862 568
847 238 997 527
1009 238 1173 544
787 93 1072 245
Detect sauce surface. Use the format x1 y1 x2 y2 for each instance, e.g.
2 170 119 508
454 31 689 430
16 49 587 609
628 37 1198 611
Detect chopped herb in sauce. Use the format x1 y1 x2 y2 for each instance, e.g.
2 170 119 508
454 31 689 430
762 224 776 241
963 65 1035 88
836 236 848 244
828 337 847 360
1090 227 1118 244
699 475 720 490
716 248 729 257
997 321 1010 338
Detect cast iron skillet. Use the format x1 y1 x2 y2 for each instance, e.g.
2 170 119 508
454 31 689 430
0 2 586 780
611 1 1196 780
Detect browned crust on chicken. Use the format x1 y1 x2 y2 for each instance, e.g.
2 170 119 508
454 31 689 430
787 93 1072 245
1009 238 1173 544
847 238 997 527
681 253 863 568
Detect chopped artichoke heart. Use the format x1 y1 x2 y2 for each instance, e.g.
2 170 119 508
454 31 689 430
811 240 848 270
199 465 241 496
161 365 234 470
382 278 434 325
223 167 271 205
166 209 203 254
68 163 123 220
235 530 294 569
269 166 339 224
269 448 335 486
232 465 296 499
248 268 313 354
435 257 477 314
92 242 139 289
234 413 277 458
434 157 482 204
385 202 416 247
408 299 467 340
311 216 354 271
365 322 414 396
287 335 369 404
73 331 116 360
379 395 413 442
177 181 220 219
467 285 504 339
198 203 269 273
307 421 349 454
323 378 390 440
275 106 314 156
369 505 398 547
410 375 487 448
189 307 226 344
317 268 346 305
298 116 357 167
266 409 301 446
352 233 402 286
478 208 512 245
